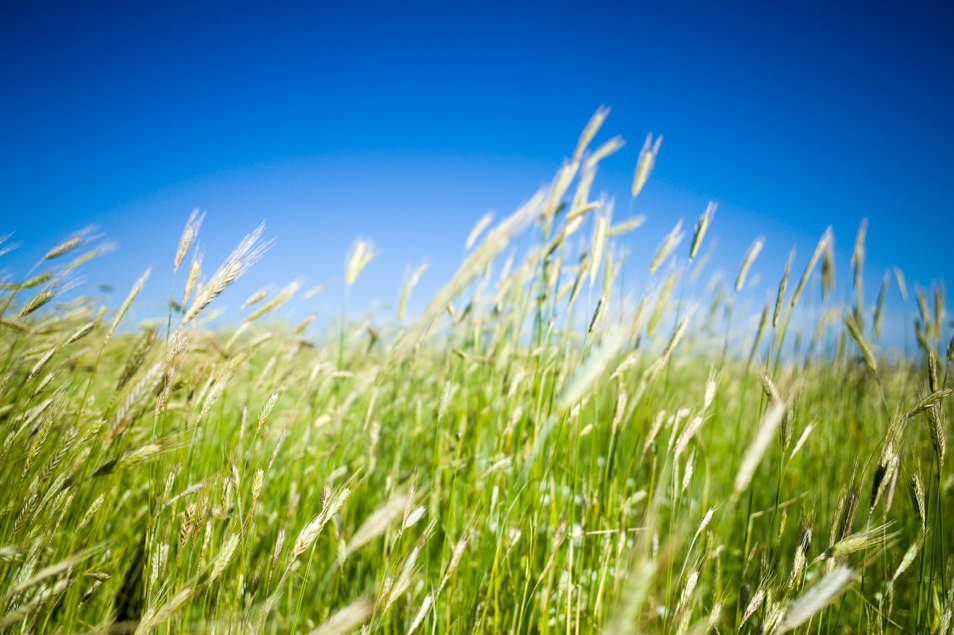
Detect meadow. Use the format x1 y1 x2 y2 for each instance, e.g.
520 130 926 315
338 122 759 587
0 111 951 633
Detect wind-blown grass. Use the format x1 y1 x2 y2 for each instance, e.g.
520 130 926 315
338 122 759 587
0 112 952 633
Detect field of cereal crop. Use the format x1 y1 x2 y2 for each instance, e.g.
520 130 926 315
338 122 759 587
1 113 952 633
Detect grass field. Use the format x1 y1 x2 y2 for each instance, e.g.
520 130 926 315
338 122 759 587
1 113 952 633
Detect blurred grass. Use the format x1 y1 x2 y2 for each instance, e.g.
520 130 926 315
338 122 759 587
0 112 951 634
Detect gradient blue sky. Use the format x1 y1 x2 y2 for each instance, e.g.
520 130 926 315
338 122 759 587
1 1 952 328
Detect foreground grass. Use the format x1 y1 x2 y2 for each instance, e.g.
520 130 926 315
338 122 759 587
1 114 952 633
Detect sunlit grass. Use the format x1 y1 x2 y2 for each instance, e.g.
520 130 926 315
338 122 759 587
0 112 951 633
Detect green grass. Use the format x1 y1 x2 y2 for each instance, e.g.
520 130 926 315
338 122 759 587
0 113 952 633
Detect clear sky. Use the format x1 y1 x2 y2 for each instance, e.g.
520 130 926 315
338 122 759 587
1 1 952 330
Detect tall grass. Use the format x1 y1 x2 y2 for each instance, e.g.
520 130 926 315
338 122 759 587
0 112 951 633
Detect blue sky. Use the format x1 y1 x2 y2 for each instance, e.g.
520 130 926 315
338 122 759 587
1 1 952 333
